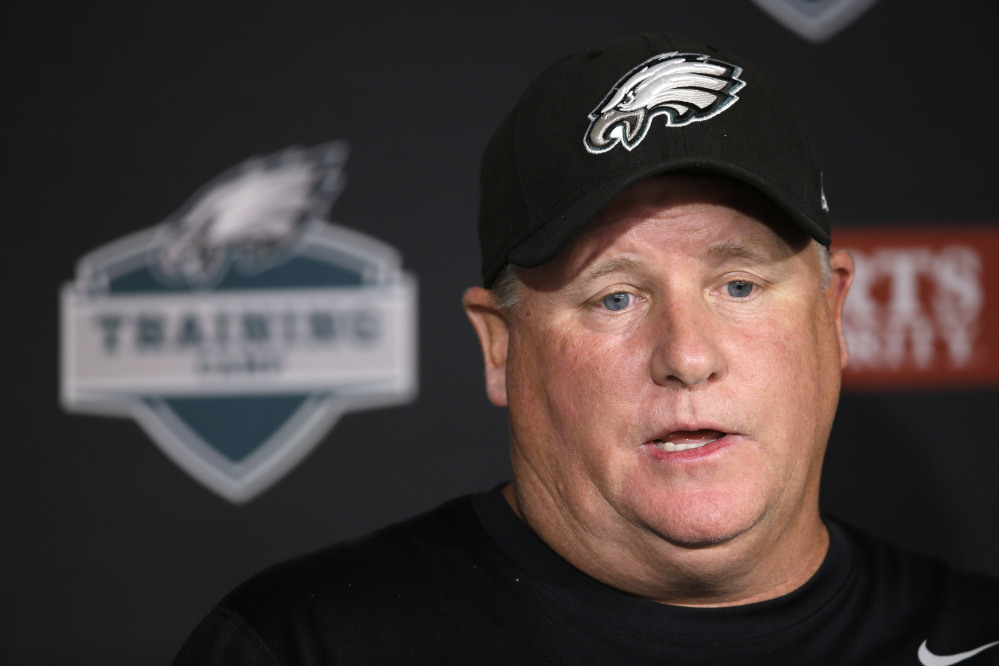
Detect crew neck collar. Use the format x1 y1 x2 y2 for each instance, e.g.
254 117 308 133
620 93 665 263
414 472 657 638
473 484 856 642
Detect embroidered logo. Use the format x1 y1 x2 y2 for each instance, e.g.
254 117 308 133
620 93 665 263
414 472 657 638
752 0 880 43
60 143 418 503
918 639 999 666
584 52 745 154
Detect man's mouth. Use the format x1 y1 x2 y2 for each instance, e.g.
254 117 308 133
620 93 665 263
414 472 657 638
652 429 726 453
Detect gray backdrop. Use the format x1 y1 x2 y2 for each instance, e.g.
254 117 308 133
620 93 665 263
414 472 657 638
4 1 998 663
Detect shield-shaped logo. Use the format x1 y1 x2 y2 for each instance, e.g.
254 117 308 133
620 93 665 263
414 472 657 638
752 0 880 42
60 143 418 503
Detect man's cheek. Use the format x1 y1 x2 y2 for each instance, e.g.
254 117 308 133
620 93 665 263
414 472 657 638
730 327 805 396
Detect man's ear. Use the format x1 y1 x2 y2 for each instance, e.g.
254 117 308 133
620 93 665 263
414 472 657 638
826 249 855 369
462 287 510 407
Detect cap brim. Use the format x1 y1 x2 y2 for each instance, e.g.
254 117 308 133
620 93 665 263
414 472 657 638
507 160 829 270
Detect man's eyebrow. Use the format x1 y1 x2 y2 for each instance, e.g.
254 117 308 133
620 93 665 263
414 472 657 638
707 237 791 264
561 256 644 299
580 256 644 281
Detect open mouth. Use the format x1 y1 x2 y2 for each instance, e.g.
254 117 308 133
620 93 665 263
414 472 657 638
652 429 726 453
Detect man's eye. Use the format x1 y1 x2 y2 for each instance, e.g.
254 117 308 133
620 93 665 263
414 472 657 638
726 281 755 298
601 292 631 311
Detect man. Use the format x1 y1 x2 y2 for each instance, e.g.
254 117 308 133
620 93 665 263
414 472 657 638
175 33 999 664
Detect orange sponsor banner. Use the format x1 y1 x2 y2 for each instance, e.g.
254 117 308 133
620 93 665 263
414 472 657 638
834 225 999 390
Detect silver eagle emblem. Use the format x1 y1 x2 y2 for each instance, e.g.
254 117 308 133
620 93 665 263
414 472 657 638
154 143 348 286
585 52 745 154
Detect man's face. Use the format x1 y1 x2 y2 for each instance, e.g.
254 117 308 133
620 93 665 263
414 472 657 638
466 175 853 586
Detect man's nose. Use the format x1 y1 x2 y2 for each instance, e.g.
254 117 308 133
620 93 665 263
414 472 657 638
649 296 726 388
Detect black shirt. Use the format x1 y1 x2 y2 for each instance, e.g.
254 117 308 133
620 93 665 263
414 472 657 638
174 487 999 664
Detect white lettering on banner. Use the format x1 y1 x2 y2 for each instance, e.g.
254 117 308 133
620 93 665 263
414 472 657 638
63 285 414 398
844 245 982 371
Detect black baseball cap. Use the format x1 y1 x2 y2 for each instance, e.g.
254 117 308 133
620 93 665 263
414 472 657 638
478 33 829 286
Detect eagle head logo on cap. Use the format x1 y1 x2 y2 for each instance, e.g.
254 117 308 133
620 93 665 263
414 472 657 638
584 52 746 154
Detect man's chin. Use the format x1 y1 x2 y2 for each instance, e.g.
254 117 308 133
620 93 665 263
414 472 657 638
658 526 752 549
633 498 764 551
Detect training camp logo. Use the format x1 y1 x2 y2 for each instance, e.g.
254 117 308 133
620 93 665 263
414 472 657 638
584 52 745 154
61 143 418 503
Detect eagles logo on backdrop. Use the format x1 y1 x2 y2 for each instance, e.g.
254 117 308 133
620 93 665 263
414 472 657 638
60 143 418 503
584 52 745 154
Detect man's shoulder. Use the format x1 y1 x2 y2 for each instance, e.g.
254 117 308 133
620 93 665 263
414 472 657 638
834 517 999 599
830 517 999 660
223 492 486 616
174 492 502 665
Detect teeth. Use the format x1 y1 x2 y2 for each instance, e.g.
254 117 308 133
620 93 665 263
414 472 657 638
653 438 719 452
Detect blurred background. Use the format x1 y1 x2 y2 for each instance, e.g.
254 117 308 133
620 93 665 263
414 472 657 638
3 1 997 662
